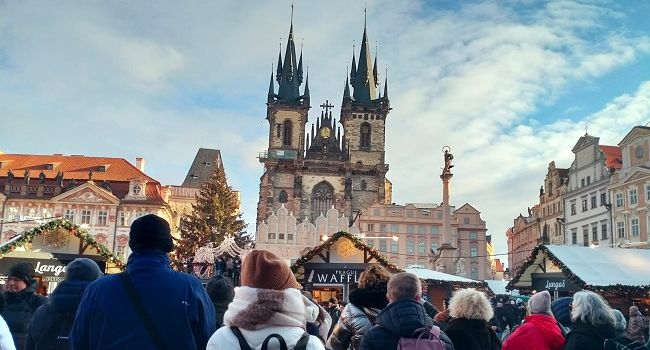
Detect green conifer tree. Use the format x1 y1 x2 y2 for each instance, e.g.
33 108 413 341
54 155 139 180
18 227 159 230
172 165 250 270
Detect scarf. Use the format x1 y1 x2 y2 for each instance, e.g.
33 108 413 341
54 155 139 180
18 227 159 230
224 286 306 331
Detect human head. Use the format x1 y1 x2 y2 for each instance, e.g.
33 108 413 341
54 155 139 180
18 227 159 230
551 297 573 327
528 290 552 315
128 214 173 252
449 288 494 322
358 264 391 289
206 275 235 304
612 309 627 332
630 305 640 314
570 290 615 327
386 272 421 303
6 263 34 292
240 250 298 290
65 258 103 282
328 297 338 307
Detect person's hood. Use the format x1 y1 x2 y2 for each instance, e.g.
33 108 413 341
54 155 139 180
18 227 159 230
377 299 432 337
349 286 388 309
49 279 92 314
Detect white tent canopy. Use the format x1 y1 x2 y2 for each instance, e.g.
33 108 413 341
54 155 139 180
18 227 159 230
405 265 482 284
484 280 510 295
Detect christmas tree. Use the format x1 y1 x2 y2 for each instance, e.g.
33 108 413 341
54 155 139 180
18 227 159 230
172 164 250 270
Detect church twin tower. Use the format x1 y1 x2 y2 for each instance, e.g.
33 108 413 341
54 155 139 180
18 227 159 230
256 13 391 227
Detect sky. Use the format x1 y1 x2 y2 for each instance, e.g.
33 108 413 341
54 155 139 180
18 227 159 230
1 0 650 265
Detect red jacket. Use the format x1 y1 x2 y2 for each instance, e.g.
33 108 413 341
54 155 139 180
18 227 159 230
503 314 565 350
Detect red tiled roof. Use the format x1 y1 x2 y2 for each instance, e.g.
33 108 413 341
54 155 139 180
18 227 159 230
0 154 164 203
599 145 623 170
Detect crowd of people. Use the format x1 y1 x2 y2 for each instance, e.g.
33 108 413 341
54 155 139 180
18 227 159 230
0 214 648 350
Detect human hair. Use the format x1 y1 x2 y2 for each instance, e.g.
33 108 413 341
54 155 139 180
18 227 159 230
358 264 391 289
387 272 421 301
570 290 615 327
448 288 494 321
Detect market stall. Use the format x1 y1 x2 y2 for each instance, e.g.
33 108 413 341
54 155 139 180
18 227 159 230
404 265 487 310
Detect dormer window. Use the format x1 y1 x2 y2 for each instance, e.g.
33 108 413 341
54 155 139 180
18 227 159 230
133 184 142 195
201 161 212 166
44 164 54 170
189 174 199 179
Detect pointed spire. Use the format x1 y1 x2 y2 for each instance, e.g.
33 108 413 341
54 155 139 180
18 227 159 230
276 6 302 103
350 46 357 86
343 76 351 100
268 69 275 102
352 14 377 104
383 67 388 99
373 52 379 87
303 70 310 101
297 48 304 84
276 48 283 83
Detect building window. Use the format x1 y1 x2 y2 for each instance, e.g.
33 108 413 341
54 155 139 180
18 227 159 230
287 233 294 241
391 240 399 254
582 199 588 212
367 239 374 248
278 190 288 203
470 247 478 257
630 189 638 205
591 224 598 242
379 239 387 252
470 231 477 240
418 225 426 234
282 120 292 146
360 122 371 149
463 217 470 224
97 211 108 226
581 178 585 187
7 207 18 222
390 224 399 233
431 226 439 235
418 241 426 255
430 242 438 252
406 240 414 254
268 232 276 239
380 224 387 232
64 209 75 223
570 203 576 215
407 225 415 234
600 193 607 206
601 222 608 240
470 267 479 280
631 218 640 236
590 196 597 209
311 181 334 222
81 210 92 225
116 246 126 260
278 233 285 240
571 229 577 245
582 227 589 246
646 185 650 203
617 221 625 238
367 224 374 232
586 176 591 185
119 212 129 226
616 193 624 207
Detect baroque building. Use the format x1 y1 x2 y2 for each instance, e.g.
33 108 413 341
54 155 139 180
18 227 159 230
506 205 541 274
538 161 569 244
256 15 391 232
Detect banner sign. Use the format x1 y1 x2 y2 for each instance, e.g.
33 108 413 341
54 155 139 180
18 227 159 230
303 263 370 285
0 256 106 278
531 273 578 292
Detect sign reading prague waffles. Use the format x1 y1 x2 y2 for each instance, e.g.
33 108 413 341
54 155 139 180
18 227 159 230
303 263 368 285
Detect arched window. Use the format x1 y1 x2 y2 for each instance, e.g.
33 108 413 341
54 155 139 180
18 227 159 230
283 120 293 146
279 190 288 203
360 122 371 149
311 181 334 222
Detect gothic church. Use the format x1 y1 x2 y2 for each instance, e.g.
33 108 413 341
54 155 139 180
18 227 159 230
256 14 391 228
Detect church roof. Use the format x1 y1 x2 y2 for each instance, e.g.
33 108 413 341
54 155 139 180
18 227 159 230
181 148 223 188
599 145 622 170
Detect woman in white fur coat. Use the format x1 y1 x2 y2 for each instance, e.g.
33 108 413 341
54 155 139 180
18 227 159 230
207 250 325 350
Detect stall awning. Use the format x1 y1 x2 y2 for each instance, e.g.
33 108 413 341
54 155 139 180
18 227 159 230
507 245 650 293
404 266 486 289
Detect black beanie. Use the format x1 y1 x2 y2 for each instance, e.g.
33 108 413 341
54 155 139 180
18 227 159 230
66 258 103 282
128 214 173 252
205 275 235 303
8 263 34 284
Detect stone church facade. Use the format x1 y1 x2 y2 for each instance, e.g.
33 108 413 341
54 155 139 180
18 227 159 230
256 16 391 232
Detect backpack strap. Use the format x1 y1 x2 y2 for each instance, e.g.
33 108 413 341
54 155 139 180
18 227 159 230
295 332 311 350
230 327 254 350
119 272 168 350
261 334 288 350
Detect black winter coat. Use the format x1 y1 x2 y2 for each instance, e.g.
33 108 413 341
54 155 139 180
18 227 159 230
25 280 91 350
1 286 48 350
327 286 388 350
564 320 616 350
445 318 501 350
213 301 230 329
359 299 454 350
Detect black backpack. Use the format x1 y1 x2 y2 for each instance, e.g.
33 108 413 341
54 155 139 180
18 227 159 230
231 327 311 350
37 308 76 350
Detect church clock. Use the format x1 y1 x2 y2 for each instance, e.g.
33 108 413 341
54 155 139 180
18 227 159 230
320 127 331 139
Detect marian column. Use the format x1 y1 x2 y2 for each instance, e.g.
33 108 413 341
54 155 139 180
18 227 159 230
437 147 457 275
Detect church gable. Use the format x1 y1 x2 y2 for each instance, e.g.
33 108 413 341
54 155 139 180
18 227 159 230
619 126 650 147
571 135 599 153
52 182 120 204
621 167 650 185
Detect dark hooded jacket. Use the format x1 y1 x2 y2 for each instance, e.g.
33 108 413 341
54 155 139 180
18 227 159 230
327 286 388 350
359 299 454 350
213 301 230 329
445 318 501 350
25 280 91 350
1 284 48 350
564 320 616 350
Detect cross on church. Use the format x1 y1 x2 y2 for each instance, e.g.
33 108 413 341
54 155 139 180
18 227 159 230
320 100 334 115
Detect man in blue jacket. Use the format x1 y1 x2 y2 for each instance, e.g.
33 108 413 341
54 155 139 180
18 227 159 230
70 214 216 350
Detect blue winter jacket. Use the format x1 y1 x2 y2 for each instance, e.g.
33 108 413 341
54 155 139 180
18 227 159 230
70 249 216 350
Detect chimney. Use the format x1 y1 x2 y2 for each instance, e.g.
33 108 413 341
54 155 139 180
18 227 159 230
135 157 145 172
